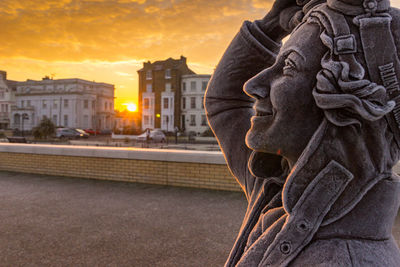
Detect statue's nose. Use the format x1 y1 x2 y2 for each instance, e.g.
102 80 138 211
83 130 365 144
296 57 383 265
244 70 270 99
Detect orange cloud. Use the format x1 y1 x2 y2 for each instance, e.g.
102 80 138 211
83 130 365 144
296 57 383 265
5 0 398 110
0 0 271 64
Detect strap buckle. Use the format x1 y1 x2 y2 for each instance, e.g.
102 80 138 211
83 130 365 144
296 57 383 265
333 34 357 55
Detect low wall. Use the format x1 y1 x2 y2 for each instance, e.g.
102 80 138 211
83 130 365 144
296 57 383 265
0 144 241 192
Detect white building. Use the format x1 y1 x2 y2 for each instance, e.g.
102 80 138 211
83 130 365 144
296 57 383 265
0 71 16 129
181 74 211 135
11 77 115 131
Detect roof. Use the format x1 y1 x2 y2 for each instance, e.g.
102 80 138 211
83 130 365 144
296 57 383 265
137 56 195 74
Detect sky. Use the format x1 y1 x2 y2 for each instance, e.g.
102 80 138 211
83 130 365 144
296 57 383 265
1 0 400 110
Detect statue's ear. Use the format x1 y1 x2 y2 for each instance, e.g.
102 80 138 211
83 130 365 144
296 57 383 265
248 151 285 178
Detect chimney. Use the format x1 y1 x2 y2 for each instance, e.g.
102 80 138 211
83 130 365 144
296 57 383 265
180 56 187 64
0 71 6 80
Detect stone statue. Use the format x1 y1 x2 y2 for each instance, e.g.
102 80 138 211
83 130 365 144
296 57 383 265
205 0 400 265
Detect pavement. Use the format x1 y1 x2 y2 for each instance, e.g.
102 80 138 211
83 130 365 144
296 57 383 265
0 171 400 266
0 172 246 266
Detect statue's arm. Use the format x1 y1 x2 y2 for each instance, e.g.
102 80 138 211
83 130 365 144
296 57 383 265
204 21 281 195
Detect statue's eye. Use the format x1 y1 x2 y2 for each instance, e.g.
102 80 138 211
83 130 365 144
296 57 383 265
283 57 297 76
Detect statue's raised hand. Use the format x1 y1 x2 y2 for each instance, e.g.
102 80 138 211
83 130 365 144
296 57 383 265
258 0 304 41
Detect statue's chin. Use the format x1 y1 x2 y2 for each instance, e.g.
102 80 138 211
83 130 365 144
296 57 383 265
245 128 272 154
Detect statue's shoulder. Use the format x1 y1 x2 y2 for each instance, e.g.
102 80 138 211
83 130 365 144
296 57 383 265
390 6 400 19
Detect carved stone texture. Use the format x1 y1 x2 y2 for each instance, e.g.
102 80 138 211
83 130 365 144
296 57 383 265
205 0 400 265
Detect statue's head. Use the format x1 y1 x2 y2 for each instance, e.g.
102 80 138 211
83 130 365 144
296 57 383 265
244 0 400 173
244 22 326 167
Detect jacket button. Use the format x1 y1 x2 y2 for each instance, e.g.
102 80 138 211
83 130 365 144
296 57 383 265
280 241 291 254
297 220 309 232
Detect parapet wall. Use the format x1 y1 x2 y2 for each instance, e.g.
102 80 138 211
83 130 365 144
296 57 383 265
0 144 241 192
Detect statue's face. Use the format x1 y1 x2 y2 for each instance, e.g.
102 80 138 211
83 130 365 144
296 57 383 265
245 23 326 165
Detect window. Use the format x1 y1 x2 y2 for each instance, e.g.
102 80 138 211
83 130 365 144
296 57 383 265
190 115 196 126
163 98 169 109
21 100 24 107
83 115 89 128
181 115 186 129
64 99 69 108
163 115 169 126
146 83 152 92
182 97 186 109
201 115 207 126
0 91 4 99
42 100 47 109
52 115 57 125
27 100 31 107
165 83 171 92
105 102 108 110
84 100 89 109
92 100 96 110
64 115 68 127
143 98 150 109
53 100 58 109
183 82 186 92
202 97 204 109
146 70 152 80
144 115 149 125
202 81 208 91
165 69 171 79
190 81 196 91
190 97 196 109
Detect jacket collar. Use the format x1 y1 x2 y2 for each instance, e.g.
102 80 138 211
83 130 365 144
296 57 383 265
283 119 393 225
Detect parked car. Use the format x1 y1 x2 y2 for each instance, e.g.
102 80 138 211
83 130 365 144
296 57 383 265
100 129 112 135
84 129 100 135
56 128 82 139
75 128 90 138
137 130 166 143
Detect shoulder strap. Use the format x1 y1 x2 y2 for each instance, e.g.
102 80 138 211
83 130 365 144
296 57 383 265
309 3 400 147
355 12 400 147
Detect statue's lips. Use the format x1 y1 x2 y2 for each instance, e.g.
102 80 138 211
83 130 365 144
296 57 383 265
255 110 272 116
251 109 274 124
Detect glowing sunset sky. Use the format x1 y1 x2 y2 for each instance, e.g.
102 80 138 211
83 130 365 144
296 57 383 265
1 0 400 110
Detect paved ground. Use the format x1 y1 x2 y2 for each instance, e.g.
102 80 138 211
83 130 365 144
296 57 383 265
0 172 246 266
1 172 400 266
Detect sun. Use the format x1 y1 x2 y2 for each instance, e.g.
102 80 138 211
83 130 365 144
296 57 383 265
126 103 137 112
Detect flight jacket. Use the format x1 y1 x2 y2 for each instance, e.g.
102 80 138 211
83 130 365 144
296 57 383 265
205 6 400 266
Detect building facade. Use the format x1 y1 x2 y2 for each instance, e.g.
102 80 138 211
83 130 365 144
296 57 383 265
181 74 211 135
137 56 195 131
11 77 115 131
0 71 16 129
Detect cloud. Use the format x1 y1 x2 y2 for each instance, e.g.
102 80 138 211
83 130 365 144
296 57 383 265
0 0 269 64
252 0 273 9
116 71 134 77
0 0 275 109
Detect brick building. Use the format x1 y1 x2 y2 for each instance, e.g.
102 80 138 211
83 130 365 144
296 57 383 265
138 56 195 131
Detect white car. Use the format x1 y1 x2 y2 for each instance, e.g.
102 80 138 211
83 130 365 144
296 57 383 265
137 130 166 143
